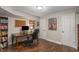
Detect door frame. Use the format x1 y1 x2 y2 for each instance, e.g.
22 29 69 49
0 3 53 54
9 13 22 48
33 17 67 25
77 24 79 50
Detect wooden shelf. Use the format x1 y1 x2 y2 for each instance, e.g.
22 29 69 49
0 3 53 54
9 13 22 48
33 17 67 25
0 29 8 31
0 23 8 25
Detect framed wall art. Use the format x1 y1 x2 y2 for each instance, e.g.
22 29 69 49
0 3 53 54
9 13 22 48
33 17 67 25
15 20 26 27
48 18 57 30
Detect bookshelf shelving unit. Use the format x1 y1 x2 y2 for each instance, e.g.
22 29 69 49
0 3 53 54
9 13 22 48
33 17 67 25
0 17 8 48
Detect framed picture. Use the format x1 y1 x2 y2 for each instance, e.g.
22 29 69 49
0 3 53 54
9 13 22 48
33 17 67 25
48 18 57 30
15 20 26 27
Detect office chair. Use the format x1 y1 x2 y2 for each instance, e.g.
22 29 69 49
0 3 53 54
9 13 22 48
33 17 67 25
24 29 39 47
32 29 39 45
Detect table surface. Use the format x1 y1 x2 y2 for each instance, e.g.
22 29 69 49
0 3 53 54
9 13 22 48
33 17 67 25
14 32 32 36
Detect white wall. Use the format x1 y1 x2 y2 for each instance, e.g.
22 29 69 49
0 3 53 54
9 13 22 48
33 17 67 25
39 15 62 44
39 8 77 49
39 17 47 39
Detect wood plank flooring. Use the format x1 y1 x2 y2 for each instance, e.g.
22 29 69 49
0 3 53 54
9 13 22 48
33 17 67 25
0 39 77 52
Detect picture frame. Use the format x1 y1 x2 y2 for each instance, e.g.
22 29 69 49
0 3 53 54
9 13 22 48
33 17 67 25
48 18 57 30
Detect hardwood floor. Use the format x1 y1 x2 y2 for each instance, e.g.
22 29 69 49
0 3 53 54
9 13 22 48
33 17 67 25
0 39 77 52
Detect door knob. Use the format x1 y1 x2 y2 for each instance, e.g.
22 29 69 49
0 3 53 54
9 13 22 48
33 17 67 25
62 31 64 33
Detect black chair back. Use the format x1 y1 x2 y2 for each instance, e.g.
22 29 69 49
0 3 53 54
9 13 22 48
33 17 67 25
32 29 39 40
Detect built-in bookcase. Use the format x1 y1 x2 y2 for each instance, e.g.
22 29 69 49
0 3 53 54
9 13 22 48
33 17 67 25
0 17 8 48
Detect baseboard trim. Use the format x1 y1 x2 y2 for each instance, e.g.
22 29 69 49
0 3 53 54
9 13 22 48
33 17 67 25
40 38 62 45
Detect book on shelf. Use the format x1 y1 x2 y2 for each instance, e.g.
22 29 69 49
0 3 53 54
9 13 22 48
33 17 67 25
0 24 8 30
3 42 7 47
2 37 7 42
0 19 8 24
0 43 4 48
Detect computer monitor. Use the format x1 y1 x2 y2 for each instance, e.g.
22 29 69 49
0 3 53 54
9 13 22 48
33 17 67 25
22 26 29 30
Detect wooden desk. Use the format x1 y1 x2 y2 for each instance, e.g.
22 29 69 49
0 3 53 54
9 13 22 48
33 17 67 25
12 33 32 47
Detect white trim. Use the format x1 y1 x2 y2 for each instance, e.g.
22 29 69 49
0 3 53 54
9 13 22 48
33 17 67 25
62 43 77 49
42 38 62 45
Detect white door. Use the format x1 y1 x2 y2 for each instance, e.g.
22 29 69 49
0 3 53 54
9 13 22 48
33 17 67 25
61 15 76 47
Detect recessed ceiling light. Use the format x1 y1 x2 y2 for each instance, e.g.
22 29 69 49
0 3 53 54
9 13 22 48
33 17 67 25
36 6 43 10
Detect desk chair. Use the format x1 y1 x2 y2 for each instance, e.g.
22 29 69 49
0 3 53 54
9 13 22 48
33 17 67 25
24 29 39 47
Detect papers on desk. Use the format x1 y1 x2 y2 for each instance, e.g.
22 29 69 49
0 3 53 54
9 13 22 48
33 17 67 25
27 30 32 34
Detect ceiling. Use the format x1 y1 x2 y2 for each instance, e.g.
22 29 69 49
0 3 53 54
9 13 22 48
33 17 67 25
0 7 21 18
10 6 76 17
0 6 76 17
